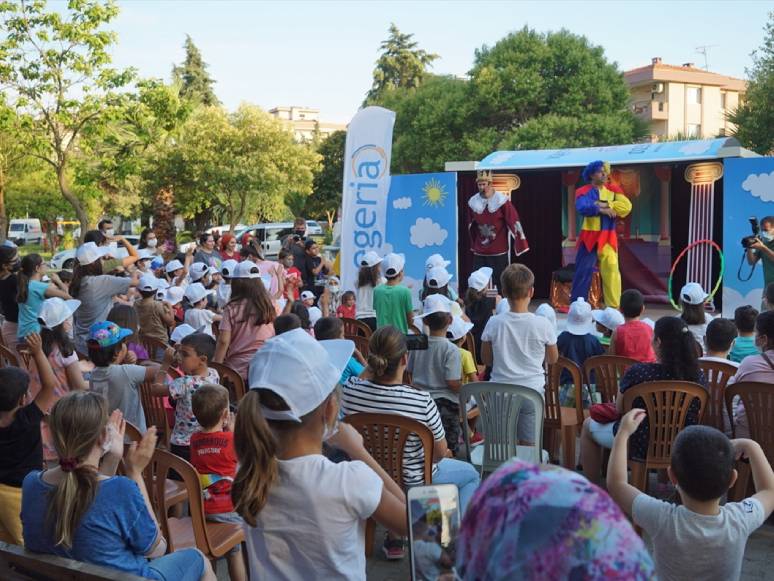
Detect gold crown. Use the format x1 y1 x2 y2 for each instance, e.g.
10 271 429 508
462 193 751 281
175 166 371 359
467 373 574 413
476 170 493 183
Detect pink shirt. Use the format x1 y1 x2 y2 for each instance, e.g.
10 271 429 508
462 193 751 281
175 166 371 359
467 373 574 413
220 300 275 378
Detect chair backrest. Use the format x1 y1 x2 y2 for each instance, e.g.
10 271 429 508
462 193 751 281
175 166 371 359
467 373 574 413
350 334 370 358
583 355 638 403
344 413 433 488
622 380 708 466
462 332 477 369
138 381 170 448
138 335 170 360
725 382 774 465
149 449 216 555
698 359 738 433
341 318 372 339
0 344 20 368
545 356 585 427
124 421 143 442
459 382 545 472
208 361 246 403
0 540 147 581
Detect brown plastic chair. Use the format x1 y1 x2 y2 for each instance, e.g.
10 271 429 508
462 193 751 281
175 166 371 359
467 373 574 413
544 357 586 468
350 334 370 358
622 380 708 492
698 359 738 433
0 344 20 368
344 413 434 557
341 317 372 339
139 334 170 361
208 361 246 403
149 449 244 558
139 381 171 448
583 355 638 403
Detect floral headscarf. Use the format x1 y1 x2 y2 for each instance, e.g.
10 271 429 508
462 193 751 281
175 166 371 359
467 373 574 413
456 459 655 580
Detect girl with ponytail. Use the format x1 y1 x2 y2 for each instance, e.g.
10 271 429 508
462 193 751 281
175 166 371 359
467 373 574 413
20 391 215 581
16 253 70 342
580 316 707 484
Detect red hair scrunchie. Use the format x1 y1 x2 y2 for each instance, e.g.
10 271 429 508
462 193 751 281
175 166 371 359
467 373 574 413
59 458 79 473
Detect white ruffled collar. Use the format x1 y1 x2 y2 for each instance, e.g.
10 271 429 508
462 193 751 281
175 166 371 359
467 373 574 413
468 191 508 214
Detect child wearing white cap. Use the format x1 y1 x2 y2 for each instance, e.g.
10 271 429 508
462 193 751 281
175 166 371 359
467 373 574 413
679 282 714 347
592 307 625 348
236 329 407 579
464 266 498 365
557 299 604 406
423 254 459 303
355 251 385 331
447 316 478 385
135 274 175 353
373 253 414 333
184 283 222 338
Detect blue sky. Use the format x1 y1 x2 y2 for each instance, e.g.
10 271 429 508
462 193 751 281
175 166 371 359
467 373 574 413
106 0 772 123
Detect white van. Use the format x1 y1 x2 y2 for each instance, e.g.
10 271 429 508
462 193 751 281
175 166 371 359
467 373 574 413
8 219 43 246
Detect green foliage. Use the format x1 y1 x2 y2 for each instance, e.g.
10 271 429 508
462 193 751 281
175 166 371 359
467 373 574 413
365 23 438 104
5 158 71 223
172 35 220 106
306 130 346 220
729 12 774 154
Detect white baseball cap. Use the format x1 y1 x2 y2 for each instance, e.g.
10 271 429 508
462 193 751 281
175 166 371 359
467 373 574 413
138 274 161 293
170 323 197 343
234 260 261 279
163 286 185 306
447 315 474 341
382 253 405 278
565 298 594 335
221 259 239 279
360 251 383 268
38 298 81 330
426 266 452 289
137 249 155 262
248 328 354 422
76 242 110 266
189 262 210 282
468 267 493 292
165 259 184 274
415 294 453 320
592 307 625 332
184 282 213 305
425 253 451 272
680 282 708 305
300 290 315 301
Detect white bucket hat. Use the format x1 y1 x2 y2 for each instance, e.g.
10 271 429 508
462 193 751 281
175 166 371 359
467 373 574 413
467 267 493 292
565 298 594 336
535 303 557 333
248 328 354 422
38 298 81 330
76 242 110 266
426 266 452 289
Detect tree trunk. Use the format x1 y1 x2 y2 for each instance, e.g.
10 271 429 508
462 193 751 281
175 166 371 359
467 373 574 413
153 185 177 257
57 166 90 244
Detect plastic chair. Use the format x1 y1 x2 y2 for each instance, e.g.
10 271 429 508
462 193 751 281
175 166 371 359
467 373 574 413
459 382 545 475
583 355 638 403
148 449 244 558
622 380 708 492
344 413 434 557
0 344 20 368
341 317 372 339
350 334 370 358
544 357 586 468
208 361 246 403
139 381 171 449
698 359 738 433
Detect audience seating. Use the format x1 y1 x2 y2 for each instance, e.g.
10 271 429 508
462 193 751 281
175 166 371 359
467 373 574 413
341 318 372 339
544 357 586 468
344 413 433 557
583 355 638 403
138 382 171 448
697 359 738 433
0 344 20 368
621 380 708 493
459 382 546 476
208 361 246 403
0 541 150 581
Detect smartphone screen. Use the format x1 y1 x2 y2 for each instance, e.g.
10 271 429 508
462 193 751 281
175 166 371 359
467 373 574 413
407 484 461 581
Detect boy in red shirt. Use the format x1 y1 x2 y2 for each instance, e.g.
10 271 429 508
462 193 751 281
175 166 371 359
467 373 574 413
279 249 302 301
190 384 246 581
609 289 656 363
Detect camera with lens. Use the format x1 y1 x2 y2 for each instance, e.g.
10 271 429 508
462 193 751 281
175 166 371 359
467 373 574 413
741 217 761 248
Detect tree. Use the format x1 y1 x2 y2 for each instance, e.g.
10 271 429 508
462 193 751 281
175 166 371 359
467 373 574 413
0 0 135 242
729 12 774 154
172 35 220 106
0 100 33 242
306 130 346 222
365 23 438 104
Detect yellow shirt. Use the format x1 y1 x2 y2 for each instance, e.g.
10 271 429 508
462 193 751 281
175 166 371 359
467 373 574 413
459 347 477 384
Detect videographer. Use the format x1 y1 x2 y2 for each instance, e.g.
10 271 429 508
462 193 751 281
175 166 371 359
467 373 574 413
746 216 774 310
282 216 308 271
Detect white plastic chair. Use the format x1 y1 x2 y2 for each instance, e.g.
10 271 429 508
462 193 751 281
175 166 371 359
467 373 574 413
459 382 547 476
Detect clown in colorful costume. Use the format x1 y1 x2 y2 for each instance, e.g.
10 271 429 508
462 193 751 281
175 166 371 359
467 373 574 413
468 170 529 291
570 161 632 309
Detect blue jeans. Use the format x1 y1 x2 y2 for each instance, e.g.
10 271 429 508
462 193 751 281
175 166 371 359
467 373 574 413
433 458 481 514
147 548 205 581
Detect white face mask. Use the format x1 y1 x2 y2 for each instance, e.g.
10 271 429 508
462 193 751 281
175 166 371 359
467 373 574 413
761 231 774 242
104 228 114 238
147 238 158 248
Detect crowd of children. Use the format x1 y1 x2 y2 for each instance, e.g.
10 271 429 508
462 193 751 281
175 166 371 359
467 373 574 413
0 224 771 581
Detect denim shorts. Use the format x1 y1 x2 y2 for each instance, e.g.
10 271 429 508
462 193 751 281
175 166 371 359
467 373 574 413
147 547 205 581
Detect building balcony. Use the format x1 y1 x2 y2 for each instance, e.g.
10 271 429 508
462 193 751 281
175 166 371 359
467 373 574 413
632 100 669 120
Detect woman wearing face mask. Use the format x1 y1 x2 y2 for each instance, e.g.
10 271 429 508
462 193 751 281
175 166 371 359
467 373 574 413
0 246 21 353
138 228 160 255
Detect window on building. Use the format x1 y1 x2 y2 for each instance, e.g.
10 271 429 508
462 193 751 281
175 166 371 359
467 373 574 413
687 123 702 138
720 92 727 109
687 87 702 104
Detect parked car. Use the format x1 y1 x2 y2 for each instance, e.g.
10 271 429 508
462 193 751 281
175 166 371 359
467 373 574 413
8 219 43 246
49 235 140 270
236 222 296 259
305 220 324 236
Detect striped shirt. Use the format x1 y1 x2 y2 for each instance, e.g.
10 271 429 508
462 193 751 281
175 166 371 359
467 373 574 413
341 378 445 487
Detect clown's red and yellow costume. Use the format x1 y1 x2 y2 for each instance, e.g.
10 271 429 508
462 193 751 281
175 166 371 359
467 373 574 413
570 162 632 308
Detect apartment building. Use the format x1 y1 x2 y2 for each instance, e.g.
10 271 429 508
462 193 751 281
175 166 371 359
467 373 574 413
624 58 747 141
268 106 346 142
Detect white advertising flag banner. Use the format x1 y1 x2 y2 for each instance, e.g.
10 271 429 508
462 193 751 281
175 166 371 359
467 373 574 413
340 106 396 292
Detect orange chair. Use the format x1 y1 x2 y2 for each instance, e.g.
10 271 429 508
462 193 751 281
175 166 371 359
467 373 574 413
148 449 244 559
544 357 586 468
622 381 708 493
583 355 638 403
208 361 246 404
341 317 372 339
697 359 737 433
344 413 433 557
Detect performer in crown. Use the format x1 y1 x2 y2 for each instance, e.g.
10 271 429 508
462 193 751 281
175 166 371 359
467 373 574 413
467 170 529 291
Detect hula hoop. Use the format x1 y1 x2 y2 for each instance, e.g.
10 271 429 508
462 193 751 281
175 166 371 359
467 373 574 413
667 239 724 310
